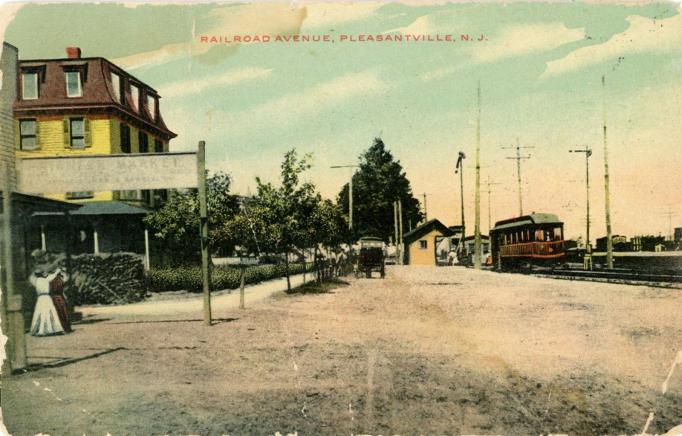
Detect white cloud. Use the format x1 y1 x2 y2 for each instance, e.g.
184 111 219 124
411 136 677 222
472 22 584 64
420 64 464 82
223 70 389 136
385 15 434 35
160 67 272 99
112 3 307 70
542 12 682 78
301 2 383 29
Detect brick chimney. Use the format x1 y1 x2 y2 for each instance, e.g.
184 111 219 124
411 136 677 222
65 46 81 59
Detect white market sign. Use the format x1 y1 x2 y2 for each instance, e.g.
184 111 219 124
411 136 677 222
16 152 198 194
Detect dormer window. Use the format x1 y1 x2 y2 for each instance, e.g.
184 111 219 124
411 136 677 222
111 72 122 103
130 84 139 111
22 72 39 100
65 71 82 97
146 95 157 120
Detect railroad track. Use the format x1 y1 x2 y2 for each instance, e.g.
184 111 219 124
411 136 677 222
528 267 682 288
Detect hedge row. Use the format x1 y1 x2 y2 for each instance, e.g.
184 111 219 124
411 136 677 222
147 262 313 293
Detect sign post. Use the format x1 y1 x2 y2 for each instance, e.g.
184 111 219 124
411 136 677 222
197 141 212 326
3 166 27 371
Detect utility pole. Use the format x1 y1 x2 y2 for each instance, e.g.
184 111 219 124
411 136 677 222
197 141 212 326
394 201 399 247
398 199 403 265
422 193 428 222
602 75 614 269
663 206 675 241
474 82 482 270
485 176 501 234
331 164 359 231
502 138 533 216
570 145 593 270
455 151 466 257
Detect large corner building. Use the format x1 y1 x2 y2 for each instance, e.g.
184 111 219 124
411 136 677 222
13 46 176 207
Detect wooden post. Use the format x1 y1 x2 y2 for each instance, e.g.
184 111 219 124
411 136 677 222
239 266 245 310
3 169 27 371
398 199 403 265
40 225 46 251
197 141 212 326
474 81 482 270
64 211 75 316
144 228 150 272
602 75 614 269
93 226 100 254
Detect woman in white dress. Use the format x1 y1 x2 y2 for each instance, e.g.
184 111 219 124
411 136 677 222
29 268 65 336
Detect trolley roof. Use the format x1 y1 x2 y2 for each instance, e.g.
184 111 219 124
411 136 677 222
491 213 562 232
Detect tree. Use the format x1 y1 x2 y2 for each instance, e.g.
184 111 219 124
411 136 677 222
225 149 319 292
337 137 423 242
144 171 240 265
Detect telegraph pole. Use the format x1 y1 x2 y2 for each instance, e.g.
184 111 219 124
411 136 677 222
197 141 212 326
398 199 404 265
331 164 359 231
474 82 482 270
602 75 613 269
570 145 593 270
663 206 675 241
485 176 501 234
503 139 533 216
455 151 466 256
422 193 428 222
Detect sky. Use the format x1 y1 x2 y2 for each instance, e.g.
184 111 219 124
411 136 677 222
2 1 682 242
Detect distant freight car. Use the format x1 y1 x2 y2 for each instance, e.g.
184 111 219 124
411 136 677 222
490 213 566 270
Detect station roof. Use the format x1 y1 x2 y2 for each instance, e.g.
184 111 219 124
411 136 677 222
403 219 454 244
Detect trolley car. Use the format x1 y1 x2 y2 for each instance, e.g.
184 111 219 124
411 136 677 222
490 213 566 270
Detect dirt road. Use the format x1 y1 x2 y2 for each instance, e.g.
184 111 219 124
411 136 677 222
3 266 682 435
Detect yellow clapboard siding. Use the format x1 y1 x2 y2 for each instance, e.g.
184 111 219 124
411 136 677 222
16 118 113 157
16 115 166 205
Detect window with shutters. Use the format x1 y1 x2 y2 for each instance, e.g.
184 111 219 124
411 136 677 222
138 131 148 153
64 117 89 149
419 240 428 249
19 119 39 150
70 118 86 148
154 138 164 153
120 123 131 153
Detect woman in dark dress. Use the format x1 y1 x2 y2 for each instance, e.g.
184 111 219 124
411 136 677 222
49 268 72 333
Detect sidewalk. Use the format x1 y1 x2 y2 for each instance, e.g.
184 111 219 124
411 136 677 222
79 273 307 317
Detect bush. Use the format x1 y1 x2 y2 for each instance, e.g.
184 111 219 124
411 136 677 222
147 262 312 293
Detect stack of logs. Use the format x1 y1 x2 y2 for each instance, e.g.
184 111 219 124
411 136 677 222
31 251 146 305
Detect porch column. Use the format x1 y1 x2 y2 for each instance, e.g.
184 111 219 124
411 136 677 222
93 226 100 254
144 228 150 271
40 224 46 251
